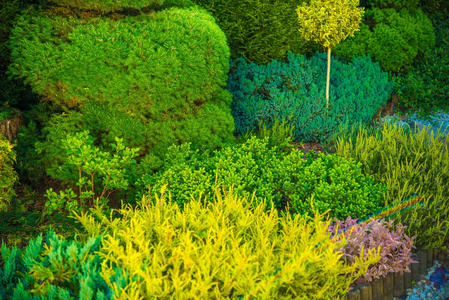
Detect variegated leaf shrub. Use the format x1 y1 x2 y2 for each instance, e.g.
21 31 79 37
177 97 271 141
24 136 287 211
67 187 380 299
328 216 417 283
334 122 449 249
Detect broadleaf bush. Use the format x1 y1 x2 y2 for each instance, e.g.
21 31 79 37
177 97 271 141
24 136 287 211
36 130 140 221
139 135 387 221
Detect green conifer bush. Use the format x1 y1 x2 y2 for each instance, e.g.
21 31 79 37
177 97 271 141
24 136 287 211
333 8 435 72
191 0 322 65
0 135 19 213
0 229 117 299
227 51 394 143
48 0 194 12
366 0 419 10
8 1 235 178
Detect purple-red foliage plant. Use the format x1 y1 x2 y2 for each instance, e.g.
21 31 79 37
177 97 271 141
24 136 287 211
327 216 417 283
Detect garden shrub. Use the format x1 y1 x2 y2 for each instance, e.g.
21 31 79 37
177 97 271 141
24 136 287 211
0 229 118 299
420 0 449 14
8 2 235 178
141 136 386 221
393 12 449 120
0 0 42 113
366 0 419 10
68 188 380 299
48 0 195 12
0 134 19 213
38 130 140 222
227 51 394 144
328 216 416 283
334 123 449 249
191 0 322 65
333 8 435 72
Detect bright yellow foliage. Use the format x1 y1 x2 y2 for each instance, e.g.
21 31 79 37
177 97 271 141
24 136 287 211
72 187 380 299
296 0 364 49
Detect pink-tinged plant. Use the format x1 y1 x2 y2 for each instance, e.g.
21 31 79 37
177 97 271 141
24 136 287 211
328 216 417 283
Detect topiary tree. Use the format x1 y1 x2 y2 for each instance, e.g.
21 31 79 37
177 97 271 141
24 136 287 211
296 0 364 108
7 0 236 191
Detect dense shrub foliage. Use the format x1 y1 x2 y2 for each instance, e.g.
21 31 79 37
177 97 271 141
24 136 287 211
334 8 435 72
393 12 449 119
139 136 386 221
366 0 419 10
227 51 394 143
335 123 449 249
0 135 19 213
8 4 235 176
0 0 42 114
191 0 322 65
68 189 380 299
48 0 195 12
0 229 117 299
328 216 416 283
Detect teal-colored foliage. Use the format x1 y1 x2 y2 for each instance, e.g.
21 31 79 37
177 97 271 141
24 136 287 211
8 3 235 177
227 51 394 143
334 8 436 72
191 0 322 65
0 229 120 299
393 12 449 119
141 136 386 220
366 0 419 10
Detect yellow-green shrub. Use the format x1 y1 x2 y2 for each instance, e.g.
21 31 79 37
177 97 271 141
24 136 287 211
334 123 449 249
71 187 380 299
0 134 18 212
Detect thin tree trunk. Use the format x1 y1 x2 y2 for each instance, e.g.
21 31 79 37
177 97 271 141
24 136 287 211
326 47 331 109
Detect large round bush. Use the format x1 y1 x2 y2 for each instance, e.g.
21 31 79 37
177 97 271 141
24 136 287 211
8 1 235 177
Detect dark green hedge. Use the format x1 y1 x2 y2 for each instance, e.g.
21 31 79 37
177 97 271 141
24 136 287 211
191 0 323 65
